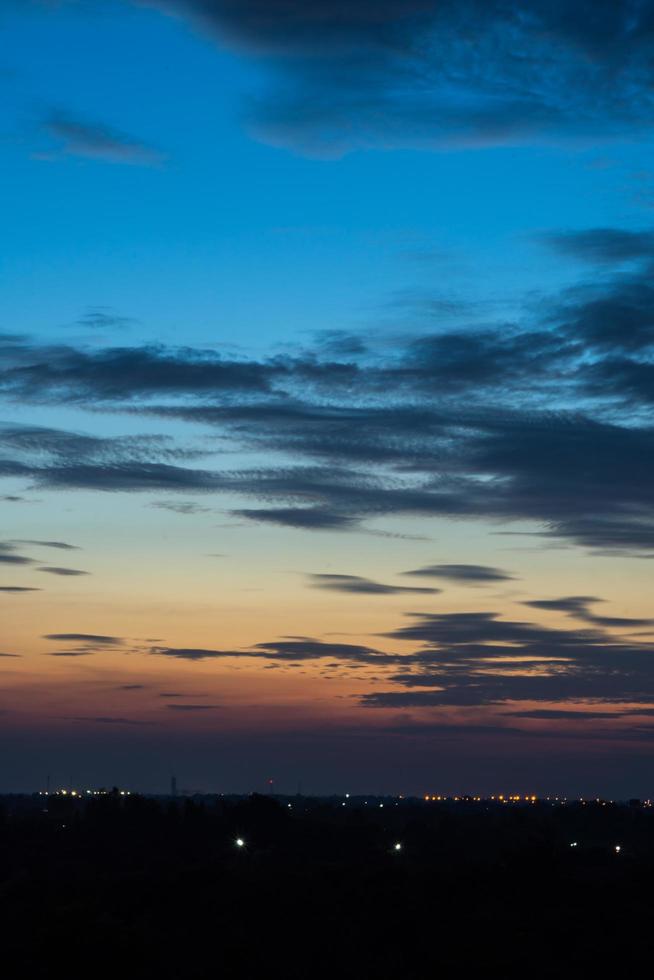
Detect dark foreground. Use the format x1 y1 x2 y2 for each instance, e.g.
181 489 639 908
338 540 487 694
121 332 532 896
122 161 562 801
2 792 654 977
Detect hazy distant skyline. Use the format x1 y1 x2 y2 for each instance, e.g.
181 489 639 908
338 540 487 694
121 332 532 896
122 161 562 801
3 1 654 795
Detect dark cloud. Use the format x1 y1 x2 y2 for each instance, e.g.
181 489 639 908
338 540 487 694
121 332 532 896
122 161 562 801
143 1 654 155
152 637 401 664
524 596 654 629
2 252 654 555
543 228 654 264
38 566 90 576
44 633 122 645
309 573 439 595
150 646 236 661
0 586 41 593
13 540 79 550
233 507 358 530
41 462 222 494
581 356 654 407
358 607 654 710
551 278 654 353
0 652 20 658
403 563 514 583
0 341 277 401
45 112 164 166
48 650 98 657
0 543 35 565
0 422 225 494
252 638 400 664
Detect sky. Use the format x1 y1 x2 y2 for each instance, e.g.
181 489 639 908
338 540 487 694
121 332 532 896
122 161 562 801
2 0 654 797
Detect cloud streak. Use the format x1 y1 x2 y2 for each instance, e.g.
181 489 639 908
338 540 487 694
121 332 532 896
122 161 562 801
309 573 440 596
403 564 514 584
45 113 164 166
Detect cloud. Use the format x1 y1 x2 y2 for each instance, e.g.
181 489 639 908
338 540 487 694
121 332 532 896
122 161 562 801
309 573 440 595
358 606 654 709
523 596 654 629
0 586 41 593
141 1 654 156
150 646 236 661
253 638 401 664
48 649 98 657
233 507 358 530
152 500 213 515
44 633 122 644
75 307 136 331
0 422 225 495
152 637 401 664
543 228 654 264
0 543 35 565
12 540 79 550
0 651 20 658
0 341 277 401
38 566 90 576
550 277 654 353
403 564 514 583
45 112 164 166
2 251 654 555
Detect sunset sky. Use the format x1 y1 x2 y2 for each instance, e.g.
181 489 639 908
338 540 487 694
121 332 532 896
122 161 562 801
3 0 654 796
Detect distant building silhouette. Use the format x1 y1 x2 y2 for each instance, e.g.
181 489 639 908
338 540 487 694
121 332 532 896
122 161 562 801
171 776 177 798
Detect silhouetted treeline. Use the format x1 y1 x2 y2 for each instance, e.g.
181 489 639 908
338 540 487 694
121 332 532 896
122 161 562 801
1 792 653 977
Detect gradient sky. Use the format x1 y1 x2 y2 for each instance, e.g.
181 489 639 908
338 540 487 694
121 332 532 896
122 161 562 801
3 0 654 796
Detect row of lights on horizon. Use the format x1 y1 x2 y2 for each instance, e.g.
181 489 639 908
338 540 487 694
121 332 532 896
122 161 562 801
422 796 654 805
38 790 131 797
35 791 653 808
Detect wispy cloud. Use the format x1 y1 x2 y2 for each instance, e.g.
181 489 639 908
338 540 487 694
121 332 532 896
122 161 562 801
38 566 90 576
0 586 41 593
309 573 440 596
45 112 164 166
403 564 515 584
45 633 123 645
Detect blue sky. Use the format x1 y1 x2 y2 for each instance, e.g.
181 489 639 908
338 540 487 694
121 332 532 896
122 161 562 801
4 0 654 352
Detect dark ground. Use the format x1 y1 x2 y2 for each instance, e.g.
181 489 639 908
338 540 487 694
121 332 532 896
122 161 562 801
1 791 653 977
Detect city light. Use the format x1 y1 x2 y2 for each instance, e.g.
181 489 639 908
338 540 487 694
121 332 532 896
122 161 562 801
235 838 245 848
393 843 402 852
